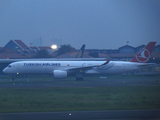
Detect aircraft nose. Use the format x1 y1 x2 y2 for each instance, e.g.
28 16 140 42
3 68 7 73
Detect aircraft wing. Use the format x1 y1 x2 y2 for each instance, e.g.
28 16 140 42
67 59 111 72
68 64 100 72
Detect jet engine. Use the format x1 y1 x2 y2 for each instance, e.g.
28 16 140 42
53 70 67 79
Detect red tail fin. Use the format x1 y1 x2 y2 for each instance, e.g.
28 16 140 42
130 42 156 63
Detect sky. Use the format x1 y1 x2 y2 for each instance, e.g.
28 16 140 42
0 0 160 49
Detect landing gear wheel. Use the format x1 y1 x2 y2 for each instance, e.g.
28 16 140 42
75 77 84 81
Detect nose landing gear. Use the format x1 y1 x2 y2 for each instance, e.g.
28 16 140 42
10 75 15 81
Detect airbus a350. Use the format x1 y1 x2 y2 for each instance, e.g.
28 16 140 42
3 42 156 80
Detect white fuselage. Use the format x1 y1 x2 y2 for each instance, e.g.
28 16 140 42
3 61 104 75
3 60 149 76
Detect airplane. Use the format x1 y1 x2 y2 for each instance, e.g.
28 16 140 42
3 42 156 80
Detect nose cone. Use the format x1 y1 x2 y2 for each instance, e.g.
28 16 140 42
3 68 7 73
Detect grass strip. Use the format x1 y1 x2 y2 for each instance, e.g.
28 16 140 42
0 86 160 112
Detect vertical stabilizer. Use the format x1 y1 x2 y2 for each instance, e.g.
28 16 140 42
130 42 156 63
75 44 85 58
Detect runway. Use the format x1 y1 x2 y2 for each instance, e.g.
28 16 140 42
0 78 160 89
0 109 160 120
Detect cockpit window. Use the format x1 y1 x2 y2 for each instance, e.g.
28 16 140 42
8 65 12 68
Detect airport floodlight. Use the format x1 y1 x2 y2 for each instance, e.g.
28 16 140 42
51 44 58 49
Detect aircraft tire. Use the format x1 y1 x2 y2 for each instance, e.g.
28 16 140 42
75 77 84 81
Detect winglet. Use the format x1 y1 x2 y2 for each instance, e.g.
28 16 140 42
75 44 85 58
101 58 111 66
130 42 156 63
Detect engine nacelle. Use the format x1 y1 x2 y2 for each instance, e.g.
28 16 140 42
53 70 67 79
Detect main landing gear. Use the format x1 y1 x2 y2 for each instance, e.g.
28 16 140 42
75 77 84 81
75 72 84 81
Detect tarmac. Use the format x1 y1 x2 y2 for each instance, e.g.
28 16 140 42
0 78 160 89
